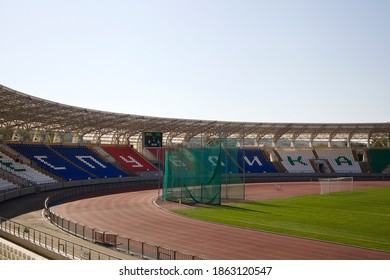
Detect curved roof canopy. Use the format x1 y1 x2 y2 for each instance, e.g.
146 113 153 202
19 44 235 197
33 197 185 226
1 84 389 147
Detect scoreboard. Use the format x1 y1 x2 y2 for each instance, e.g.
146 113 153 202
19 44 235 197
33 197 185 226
143 132 163 147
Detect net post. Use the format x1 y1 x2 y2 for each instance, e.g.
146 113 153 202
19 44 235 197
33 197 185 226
351 176 354 192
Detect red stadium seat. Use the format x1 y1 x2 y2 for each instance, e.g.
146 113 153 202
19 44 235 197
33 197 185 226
102 146 158 173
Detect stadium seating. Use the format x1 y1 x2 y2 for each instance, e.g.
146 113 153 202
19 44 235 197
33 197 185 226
8 144 93 181
102 145 158 173
217 148 241 174
146 147 169 165
0 178 19 192
235 148 277 173
51 145 128 179
315 149 361 173
163 147 278 174
5 143 389 179
275 149 316 173
0 152 57 184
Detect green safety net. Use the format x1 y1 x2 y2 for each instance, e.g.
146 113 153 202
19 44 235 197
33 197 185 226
163 139 244 205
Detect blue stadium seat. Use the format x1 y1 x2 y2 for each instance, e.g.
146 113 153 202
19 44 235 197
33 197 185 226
8 144 92 181
185 148 277 174
51 145 128 179
237 149 278 173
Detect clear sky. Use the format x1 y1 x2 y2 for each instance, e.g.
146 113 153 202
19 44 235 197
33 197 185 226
1 0 389 123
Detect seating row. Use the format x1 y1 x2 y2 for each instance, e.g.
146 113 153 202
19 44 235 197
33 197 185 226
0 152 57 184
2 144 388 184
276 149 316 173
315 149 361 173
8 144 128 181
159 148 366 174
154 148 278 174
0 178 19 192
275 149 363 173
102 145 158 172
51 145 128 179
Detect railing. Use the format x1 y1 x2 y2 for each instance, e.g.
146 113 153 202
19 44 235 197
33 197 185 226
0 178 158 260
0 216 120 260
44 186 206 260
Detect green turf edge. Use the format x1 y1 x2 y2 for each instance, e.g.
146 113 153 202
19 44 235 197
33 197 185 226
174 187 390 252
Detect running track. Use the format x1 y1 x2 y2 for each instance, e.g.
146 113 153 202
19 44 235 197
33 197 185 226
53 182 390 260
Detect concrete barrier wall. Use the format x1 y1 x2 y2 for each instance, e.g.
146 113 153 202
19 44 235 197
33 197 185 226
0 237 46 260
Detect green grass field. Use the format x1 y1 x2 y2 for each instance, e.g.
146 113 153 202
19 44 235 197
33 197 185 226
175 187 390 251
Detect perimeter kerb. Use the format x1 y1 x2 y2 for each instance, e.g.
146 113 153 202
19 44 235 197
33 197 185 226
163 138 244 205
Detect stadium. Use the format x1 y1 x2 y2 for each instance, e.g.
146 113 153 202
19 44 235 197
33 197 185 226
0 83 390 260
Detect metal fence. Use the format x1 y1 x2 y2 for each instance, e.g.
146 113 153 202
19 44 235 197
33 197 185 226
1 177 205 260
45 187 206 260
0 216 120 260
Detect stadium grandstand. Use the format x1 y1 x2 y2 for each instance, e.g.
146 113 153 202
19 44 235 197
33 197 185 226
0 84 389 150
1 83 390 260
1 84 389 180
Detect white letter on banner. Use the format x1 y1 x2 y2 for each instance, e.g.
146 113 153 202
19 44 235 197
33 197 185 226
208 156 226 167
169 156 186 167
34 156 66 170
76 156 106 169
243 156 263 166
119 156 144 168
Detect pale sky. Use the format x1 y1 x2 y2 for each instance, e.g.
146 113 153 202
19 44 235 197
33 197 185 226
1 0 389 123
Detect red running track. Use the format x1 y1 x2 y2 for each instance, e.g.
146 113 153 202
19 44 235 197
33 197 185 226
52 181 390 260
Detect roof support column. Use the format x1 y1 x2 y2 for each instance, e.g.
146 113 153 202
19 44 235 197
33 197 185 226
12 130 22 142
328 132 337 148
387 132 390 148
32 131 46 143
53 133 64 144
72 133 84 145
367 133 372 148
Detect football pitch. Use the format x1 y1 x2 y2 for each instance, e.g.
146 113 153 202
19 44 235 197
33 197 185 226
175 187 390 252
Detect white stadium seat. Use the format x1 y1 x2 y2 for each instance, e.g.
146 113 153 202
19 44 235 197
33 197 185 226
276 149 316 173
315 149 361 173
0 152 57 185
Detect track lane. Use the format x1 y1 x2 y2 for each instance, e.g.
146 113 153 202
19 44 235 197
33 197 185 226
52 182 390 260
